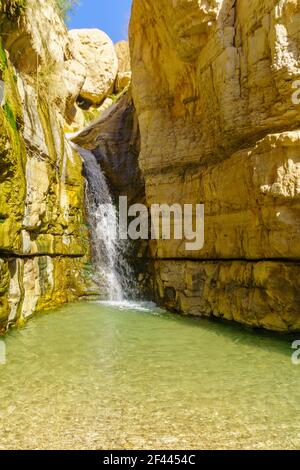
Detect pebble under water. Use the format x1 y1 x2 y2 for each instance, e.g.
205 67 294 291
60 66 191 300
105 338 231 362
0 301 299 450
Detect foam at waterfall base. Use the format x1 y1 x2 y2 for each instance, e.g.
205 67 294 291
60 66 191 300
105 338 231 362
96 300 160 313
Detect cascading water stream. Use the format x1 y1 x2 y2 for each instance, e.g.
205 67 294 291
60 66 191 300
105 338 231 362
79 147 123 300
69 143 135 301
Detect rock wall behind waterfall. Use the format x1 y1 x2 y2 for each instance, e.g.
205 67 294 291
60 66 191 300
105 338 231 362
0 0 99 332
72 91 143 205
130 0 300 331
71 91 152 298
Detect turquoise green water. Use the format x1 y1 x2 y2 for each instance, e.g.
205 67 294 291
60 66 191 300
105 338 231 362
0 301 299 450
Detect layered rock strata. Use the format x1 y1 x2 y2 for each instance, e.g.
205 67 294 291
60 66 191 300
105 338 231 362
130 0 300 331
0 0 97 332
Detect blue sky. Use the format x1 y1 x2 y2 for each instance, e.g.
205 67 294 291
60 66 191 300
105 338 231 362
68 0 132 43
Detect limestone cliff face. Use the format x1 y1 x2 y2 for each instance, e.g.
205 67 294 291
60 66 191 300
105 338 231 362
0 0 97 332
130 0 300 331
2 0 299 334
114 41 132 93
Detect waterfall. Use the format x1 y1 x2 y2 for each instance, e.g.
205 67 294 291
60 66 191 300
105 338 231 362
73 145 134 301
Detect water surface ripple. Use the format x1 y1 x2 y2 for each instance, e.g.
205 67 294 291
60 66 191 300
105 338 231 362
0 302 299 450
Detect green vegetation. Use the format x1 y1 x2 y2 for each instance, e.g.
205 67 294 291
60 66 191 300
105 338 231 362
0 0 79 24
108 93 122 104
0 40 7 71
0 0 26 20
81 87 130 123
0 42 26 252
55 0 79 22
82 106 102 124
0 40 20 131
3 102 16 130
108 86 130 104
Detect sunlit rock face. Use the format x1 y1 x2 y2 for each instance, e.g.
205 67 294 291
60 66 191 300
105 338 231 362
68 28 118 106
114 40 131 93
0 0 97 333
130 0 300 331
166 0 223 60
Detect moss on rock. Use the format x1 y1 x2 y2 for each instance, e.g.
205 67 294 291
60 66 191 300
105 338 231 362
0 0 26 21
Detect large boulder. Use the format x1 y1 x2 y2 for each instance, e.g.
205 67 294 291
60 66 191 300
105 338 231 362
68 28 118 106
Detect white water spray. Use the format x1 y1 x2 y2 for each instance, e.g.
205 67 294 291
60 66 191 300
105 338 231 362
79 147 123 300
70 144 136 301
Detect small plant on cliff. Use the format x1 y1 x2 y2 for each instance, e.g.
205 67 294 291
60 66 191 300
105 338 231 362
0 0 26 20
3 102 17 130
0 40 7 72
55 0 79 22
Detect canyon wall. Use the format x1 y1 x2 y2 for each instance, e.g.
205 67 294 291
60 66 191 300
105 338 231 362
130 0 300 331
0 0 115 332
1 0 299 334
